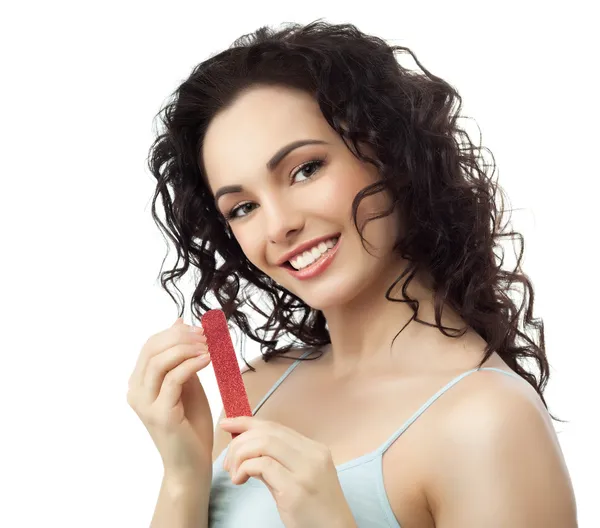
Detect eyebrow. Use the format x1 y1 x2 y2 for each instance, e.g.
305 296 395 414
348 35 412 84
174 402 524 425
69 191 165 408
214 139 328 203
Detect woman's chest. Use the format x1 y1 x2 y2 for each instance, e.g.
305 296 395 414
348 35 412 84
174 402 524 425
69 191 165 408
253 372 442 527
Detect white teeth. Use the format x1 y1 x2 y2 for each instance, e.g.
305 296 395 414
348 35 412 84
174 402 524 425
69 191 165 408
289 237 339 270
297 255 309 267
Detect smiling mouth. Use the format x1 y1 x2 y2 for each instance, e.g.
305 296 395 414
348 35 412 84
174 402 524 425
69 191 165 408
280 238 339 269
278 235 341 275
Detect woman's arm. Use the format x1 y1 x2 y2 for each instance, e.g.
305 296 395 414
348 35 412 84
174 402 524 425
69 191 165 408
150 471 211 528
424 372 577 527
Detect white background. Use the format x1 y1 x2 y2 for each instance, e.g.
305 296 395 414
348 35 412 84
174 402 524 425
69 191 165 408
1 1 597 526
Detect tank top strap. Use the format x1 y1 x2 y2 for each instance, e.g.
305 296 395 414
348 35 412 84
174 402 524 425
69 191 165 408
379 366 522 454
251 348 314 416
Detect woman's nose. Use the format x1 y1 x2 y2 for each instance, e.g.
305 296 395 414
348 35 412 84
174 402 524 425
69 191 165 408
264 202 304 244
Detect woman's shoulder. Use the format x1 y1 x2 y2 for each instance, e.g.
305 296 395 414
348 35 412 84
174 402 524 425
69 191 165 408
240 346 317 379
240 346 323 407
439 362 547 428
421 365 575 524
425 370 574 526
429 352 547 440
239 351 289 399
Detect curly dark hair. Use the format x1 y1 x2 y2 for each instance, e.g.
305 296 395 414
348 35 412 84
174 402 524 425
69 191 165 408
147 19 561 421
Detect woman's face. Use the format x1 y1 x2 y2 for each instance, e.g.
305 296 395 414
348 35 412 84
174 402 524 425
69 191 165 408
202 84 402 311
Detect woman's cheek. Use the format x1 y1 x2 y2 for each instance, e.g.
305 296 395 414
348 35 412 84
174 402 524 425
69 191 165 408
316 169 365 215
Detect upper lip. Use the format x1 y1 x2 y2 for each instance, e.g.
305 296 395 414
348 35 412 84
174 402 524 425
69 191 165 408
276 233 340 265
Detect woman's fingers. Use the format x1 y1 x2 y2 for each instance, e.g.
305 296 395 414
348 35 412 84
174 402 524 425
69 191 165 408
227 434 304 475
225 422 324 475
154 353 212 415
143 341 209 399
129 321 205 389
126 317 216 475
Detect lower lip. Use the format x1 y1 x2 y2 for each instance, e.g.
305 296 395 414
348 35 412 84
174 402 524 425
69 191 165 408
282 237 341 280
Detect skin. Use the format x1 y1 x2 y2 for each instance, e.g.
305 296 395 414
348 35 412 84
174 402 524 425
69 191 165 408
203 83 453 380
201 84 578 527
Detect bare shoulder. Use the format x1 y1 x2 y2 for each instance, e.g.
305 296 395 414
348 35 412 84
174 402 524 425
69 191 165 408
211 349 304 462
424 368 577 527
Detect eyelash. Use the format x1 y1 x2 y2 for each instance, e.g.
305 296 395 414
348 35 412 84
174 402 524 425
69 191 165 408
223 158 326 221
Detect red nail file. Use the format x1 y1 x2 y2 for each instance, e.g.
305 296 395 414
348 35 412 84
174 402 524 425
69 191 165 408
201 309 252 438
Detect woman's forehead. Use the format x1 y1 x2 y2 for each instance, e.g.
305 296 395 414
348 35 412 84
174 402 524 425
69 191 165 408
202 88 334 185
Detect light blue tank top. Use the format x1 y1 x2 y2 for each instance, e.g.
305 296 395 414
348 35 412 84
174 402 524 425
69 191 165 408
208 349 522 527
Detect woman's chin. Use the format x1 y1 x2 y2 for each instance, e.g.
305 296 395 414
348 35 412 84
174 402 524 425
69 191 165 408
289 280 361 312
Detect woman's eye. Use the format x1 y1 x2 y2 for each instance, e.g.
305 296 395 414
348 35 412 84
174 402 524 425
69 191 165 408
226 202 255 220
292 159 324 183
225 159 325 221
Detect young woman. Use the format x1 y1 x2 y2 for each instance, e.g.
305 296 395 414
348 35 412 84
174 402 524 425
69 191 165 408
128 20 577 527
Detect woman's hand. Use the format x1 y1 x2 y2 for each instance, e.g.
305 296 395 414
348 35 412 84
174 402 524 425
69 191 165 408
220 417 357 528
127 317 214 482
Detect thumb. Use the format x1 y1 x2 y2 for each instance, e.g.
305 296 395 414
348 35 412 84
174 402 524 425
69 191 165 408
172 316 184 327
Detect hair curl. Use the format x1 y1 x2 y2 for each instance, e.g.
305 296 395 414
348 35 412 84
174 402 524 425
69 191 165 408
147 20 561 421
